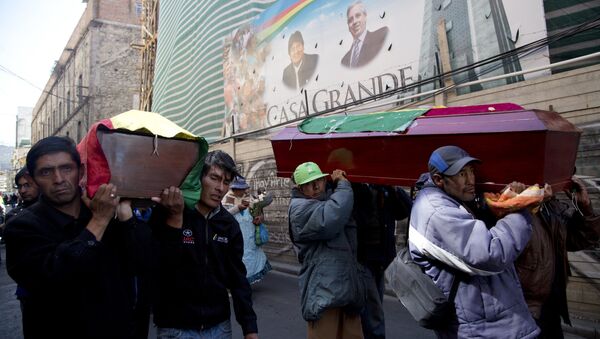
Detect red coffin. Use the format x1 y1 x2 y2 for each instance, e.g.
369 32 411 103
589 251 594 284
270 106 582 192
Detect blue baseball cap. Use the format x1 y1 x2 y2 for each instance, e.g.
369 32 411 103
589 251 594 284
428 146 480 176
230 176 250 190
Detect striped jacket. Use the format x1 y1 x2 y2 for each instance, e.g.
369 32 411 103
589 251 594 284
409 181 539 338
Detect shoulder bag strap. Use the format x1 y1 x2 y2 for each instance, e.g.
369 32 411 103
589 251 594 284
406 219 461 302
448 272 462 302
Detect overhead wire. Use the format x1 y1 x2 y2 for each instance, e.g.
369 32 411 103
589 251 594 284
0 63 85 105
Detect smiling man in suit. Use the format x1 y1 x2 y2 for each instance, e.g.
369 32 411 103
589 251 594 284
283 31 319 91
342 1 389 68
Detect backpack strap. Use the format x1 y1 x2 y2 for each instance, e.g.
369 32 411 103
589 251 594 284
448 273 461 303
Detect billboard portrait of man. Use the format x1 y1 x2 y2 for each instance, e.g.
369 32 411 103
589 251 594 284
283 31 319 90
341 1 389 68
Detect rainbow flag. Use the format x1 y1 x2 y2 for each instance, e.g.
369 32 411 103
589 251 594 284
77 110 208 209
255 0 317 42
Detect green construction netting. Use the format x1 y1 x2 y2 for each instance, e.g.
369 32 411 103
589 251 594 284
298 109 429 134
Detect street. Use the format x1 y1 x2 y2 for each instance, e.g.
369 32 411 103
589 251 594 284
0 244 434 338
230 269 435 338
0 244 21 338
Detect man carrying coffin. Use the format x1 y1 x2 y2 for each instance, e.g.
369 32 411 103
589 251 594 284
4 136 152 339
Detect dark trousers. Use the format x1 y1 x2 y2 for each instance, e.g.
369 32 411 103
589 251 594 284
360 265 386 339
536 300 565 339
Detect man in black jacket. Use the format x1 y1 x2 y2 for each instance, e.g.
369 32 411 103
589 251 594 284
4 167 40 222
151 150 259 339
352 183 412 339
3 136 152 339
1 167 39 328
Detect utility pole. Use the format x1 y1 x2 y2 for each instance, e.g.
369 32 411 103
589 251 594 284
137 0 158 111
435 19 454 106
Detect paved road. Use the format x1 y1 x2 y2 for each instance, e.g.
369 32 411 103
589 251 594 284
0 243 434 338
0 244 22 338
2 244 592 338
230 270 436 339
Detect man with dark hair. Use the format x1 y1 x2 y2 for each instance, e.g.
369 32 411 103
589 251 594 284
409 145 539 338
341 1 389 68
0 167 40 316
4 167 39 221
150 150 259 339
282 30 319 90
4 136 152 339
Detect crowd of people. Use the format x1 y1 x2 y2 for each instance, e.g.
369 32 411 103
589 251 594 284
0 136 598 339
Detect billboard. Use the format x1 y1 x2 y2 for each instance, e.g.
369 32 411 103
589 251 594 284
222 0 549 136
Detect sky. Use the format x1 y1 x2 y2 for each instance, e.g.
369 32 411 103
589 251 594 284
0 0 86 147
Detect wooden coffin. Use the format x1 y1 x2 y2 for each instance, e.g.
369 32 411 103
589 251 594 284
97 130 199 198
270 108 582 192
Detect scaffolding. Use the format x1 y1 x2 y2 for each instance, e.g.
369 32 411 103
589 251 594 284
137 0 158 111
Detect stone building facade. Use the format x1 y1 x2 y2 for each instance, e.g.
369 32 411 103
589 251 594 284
31 0 142 143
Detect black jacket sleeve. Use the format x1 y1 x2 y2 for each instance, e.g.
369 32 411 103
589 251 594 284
4 210 144 295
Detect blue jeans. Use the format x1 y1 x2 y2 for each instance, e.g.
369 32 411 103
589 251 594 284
157 320 232 339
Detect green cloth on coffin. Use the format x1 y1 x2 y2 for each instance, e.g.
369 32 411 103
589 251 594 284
180 145 208 210
298 109 428 134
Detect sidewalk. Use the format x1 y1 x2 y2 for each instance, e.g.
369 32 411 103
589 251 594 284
0 244 23 339
270 259 600 339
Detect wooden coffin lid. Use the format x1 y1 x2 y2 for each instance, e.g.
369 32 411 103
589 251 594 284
97 129 199 198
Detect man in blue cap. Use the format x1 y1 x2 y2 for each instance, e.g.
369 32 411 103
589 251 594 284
408 145 539 338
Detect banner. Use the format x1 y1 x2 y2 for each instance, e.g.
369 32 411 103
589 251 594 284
222 0 549 136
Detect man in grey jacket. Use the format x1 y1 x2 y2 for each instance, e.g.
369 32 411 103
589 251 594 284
288 162 365 339
409 145 539 338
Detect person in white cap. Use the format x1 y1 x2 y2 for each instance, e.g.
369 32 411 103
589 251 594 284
409 145 539 338
288 161 365 339
222 176 272 285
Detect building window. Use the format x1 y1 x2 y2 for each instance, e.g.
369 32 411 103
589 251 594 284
78 74 83 103
67 91 71 116
77 121 82 141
